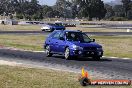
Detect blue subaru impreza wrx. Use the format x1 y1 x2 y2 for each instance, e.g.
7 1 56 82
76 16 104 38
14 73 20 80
44 30 103 60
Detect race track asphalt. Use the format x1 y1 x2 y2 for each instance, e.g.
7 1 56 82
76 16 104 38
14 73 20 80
0 48 131 80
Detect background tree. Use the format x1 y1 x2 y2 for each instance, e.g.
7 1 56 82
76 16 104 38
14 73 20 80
0 0 11 16
126 1 132 19
0 0 6 15
113 5 125 17
53 0 72 18
71 4 78 18
75 0 106 20
122 0 131 17
42 5 53 18
0 0 131 20
105 4 115 18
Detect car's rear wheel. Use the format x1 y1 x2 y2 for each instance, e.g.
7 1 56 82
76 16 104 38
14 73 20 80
42 29 45 31
46 45 53 57
64 48 71 60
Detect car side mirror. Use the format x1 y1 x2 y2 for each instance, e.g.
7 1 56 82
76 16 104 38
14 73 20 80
92 39 95 42
60 37 65 40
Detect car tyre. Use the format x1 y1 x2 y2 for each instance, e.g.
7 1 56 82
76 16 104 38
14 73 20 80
64 48 71 60
42 29 45 31
46 45 53 57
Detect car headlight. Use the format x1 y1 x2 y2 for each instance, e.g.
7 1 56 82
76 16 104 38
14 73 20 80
97 47 103 50
73 45 83 50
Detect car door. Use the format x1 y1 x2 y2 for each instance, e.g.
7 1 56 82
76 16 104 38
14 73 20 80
47 32 57 52
51 31 62 53
56 32 66 53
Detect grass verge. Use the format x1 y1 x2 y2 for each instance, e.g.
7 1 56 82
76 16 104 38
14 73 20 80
0 35 44 51
67 26 132 32
92 36 132 58
0 34 131 58
0 65 79 88
0 25 41 31
0 65 131 88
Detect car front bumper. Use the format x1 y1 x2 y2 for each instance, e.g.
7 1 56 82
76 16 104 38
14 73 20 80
70 49 103 57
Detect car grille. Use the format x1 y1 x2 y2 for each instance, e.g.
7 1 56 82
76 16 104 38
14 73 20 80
84 47 96 51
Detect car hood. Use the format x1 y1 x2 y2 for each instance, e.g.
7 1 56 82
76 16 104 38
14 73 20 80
70 41 102 48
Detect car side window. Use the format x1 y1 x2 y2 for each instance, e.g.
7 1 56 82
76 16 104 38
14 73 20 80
48 31 56 38
59 32 65 38
52 31 61 39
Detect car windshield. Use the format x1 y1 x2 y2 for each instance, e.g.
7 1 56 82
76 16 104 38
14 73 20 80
47 23 56 26
55 23 63 26
66 32 92 43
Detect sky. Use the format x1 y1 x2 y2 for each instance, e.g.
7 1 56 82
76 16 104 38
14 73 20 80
38 0 115 6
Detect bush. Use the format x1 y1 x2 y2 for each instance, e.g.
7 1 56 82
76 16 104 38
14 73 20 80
32 14 39 21
16 14 23 19
109 17 128 21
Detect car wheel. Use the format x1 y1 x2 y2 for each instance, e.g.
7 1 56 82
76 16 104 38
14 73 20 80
46 45 53 57
42 29 45 31
64 48 71 60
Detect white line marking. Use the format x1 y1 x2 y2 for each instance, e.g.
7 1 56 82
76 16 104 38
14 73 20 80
33 51 45 53
0 60 23 66
110 57 118 59
102 56 131 60
122 58 130 60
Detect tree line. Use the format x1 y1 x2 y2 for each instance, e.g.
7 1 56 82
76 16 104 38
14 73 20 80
105 0 132 20
0 0 131 21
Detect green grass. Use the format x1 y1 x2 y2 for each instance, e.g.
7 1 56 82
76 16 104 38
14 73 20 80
0 35 45 51
0 25 41 31
0 65 79 88
0 34 131 58
67 26 132 32
0 65 131 88
92 36 132 58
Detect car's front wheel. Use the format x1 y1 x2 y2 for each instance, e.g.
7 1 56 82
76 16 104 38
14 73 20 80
46 45 53 57
64 48 71 60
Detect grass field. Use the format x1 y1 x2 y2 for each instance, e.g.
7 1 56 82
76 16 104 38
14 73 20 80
0 35 44 51
0 34 131 58
0 65 79 88
68 26 132 32
0 65 131 88
0 25 41 31
79 21 132 25
92 36 132 58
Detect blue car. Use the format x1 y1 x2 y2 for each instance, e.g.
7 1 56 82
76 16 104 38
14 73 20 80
41 23 65 32
44 30 103 60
